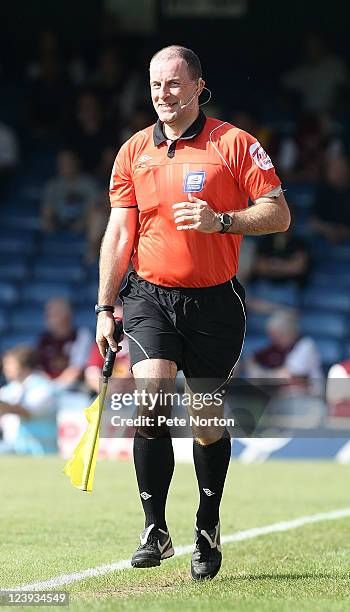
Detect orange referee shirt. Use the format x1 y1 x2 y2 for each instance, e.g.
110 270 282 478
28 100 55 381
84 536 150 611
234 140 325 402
109 111 281 288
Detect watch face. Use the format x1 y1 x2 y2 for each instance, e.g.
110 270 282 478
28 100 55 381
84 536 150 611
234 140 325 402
222 213 232 225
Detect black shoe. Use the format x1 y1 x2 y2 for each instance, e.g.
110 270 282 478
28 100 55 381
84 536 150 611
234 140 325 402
191 522 222 580
131 523 174 568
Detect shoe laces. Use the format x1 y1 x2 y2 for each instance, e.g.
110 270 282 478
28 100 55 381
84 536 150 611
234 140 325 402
194 535 214 561
140 531 160 551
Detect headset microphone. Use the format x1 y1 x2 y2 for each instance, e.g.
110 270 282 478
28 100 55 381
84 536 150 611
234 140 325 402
179 88 199 109
179 86 212 109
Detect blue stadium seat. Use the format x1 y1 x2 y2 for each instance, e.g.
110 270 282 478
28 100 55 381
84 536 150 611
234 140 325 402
246 313 270 335
0 282 19 305
0 211 41 231
73 283 98 306
312 338 344 367
327 245 350 261
20 282 73 304
0 237 36 256
312 241 350 262
0 263 29 281
40 234 87 257
283 182 315 208
32 263 85 283
302 288 350 314
309 272 350 289
300 313 347 340
74 309 95 330
314 260 350 276
9 308 45 333
248 281 299 308
33 254 82 268
242 335 267 357
0 332 39 354
0 309 8 333
86 262 99 279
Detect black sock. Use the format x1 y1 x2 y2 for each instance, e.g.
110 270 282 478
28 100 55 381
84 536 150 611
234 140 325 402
133 431 174 531
193 432 231 531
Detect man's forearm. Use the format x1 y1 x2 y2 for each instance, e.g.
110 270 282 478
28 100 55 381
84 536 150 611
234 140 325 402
227 194 291 235
0 400 31 419
98 211 136 305
55 366 83 388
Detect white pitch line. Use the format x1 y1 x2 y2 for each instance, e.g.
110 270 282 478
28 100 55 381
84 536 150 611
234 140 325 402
3 507 350 592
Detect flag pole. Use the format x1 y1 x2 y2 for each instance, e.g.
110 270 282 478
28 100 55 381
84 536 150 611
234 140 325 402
81 318 124 491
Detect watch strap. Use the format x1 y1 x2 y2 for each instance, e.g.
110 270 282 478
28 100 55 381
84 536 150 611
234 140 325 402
95 304 115 315
218 213 233 233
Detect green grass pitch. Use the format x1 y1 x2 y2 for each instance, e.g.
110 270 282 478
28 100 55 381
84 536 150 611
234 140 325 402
1 456 349 611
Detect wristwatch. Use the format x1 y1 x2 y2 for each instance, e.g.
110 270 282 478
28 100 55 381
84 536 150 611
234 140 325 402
95 304 115 315
218 212 233 233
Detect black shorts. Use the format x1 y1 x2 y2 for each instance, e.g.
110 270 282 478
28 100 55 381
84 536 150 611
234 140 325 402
119 272 246 391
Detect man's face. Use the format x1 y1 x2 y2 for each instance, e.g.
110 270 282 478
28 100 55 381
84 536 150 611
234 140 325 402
150 57 200 124
2 355 22 381
45 300 72 336
58 152 79 179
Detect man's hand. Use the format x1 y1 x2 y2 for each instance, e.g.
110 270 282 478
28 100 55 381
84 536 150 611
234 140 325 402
96 312 123 358
173 193 222 233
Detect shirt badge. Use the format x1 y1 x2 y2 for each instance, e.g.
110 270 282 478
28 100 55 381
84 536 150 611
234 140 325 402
249 142 273 170
183 171 206 193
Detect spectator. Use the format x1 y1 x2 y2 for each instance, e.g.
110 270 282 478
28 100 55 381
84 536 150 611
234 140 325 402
326 359 350 417
246 310 323 394
0 121 19 196
119 106 156 144
312 155 350 243
92 47 125 120
64 91 114 175
253 227 310 287
41 149 106 260
282 33 347 113
26 28 60 80
276 112 326 181
37 298 93 389
232 111 277 157
0 345 57 454
26 54 71 138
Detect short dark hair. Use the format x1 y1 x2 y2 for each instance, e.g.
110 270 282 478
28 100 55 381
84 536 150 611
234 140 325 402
151 45 202 81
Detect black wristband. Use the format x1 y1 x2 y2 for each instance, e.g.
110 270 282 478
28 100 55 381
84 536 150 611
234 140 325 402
95 304 115 315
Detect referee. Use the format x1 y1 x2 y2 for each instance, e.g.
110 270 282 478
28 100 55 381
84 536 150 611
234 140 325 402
96 45 290 580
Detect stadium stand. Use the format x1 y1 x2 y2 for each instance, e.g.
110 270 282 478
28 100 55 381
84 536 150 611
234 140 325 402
0 30 349 384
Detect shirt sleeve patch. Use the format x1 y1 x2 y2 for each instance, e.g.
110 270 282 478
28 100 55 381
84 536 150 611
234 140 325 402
249 142 274 170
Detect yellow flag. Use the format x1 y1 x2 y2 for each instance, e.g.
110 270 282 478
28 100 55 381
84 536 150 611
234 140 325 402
64 385 106 492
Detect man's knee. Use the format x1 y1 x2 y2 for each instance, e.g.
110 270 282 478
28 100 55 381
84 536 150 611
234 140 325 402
135 425 171 439
194 427 230 446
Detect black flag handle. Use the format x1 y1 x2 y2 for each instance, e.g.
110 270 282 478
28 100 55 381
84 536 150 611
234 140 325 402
102 318 124 381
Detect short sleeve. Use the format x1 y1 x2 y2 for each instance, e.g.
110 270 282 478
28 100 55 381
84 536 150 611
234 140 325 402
233 130 281 201
69 327 94 369
24 383 56 417
109 142 137 208
285 338 321 377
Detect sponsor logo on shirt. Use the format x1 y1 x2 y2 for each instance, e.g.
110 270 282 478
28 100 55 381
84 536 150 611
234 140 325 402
249 142 274 170
183 171 206 193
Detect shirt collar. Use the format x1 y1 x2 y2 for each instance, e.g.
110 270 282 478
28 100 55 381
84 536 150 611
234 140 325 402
153 110 206 146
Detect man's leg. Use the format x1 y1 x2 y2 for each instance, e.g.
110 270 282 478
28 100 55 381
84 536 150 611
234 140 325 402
187 389 231 580
176 277 245 579
131 358 177 567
